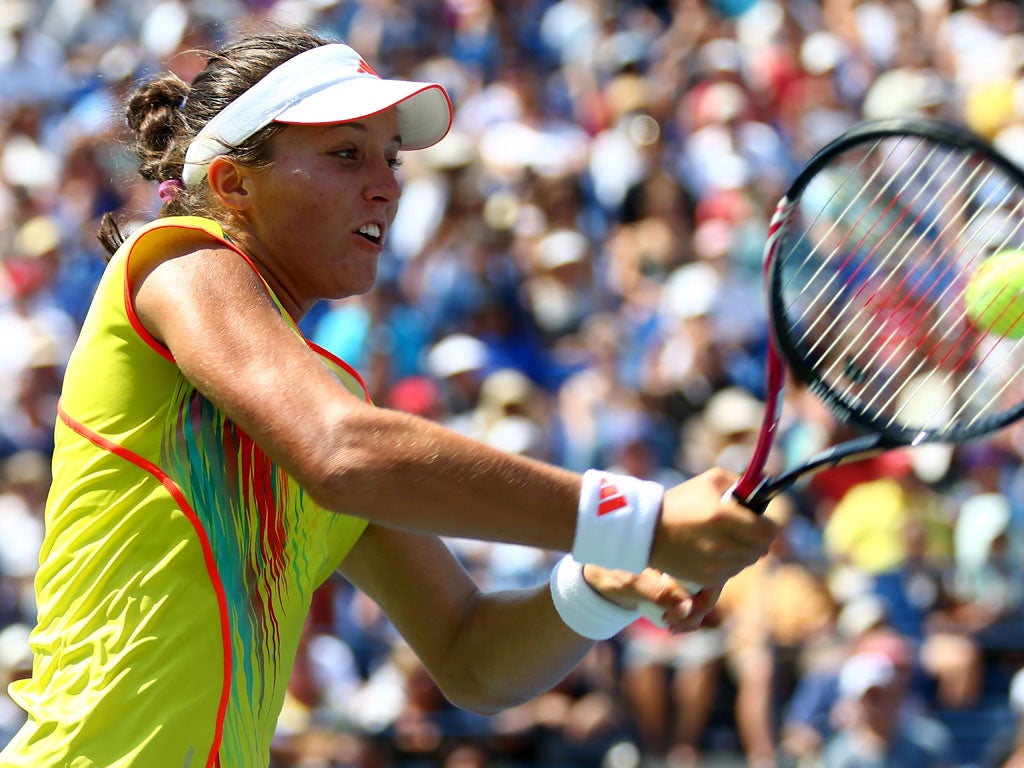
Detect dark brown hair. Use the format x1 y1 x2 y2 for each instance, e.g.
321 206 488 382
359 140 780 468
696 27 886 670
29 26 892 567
97 30 331 257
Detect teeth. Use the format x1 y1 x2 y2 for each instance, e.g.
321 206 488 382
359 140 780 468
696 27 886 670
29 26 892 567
358 223 381 239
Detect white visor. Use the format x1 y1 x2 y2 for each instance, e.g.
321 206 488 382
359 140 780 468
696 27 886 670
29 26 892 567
181 43 453 187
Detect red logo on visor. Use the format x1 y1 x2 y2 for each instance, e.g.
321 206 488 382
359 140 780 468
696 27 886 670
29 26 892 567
356 59 380 77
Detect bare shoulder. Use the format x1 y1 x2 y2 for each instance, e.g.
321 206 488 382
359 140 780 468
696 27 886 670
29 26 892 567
132 235 273 347
133 233 262 306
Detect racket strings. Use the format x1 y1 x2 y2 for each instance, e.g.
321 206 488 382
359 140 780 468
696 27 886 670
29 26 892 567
877 205 1021 430
851 184 1024 431
796 145 975 373
939 196 1024 429
844 178 1022 432
833 164 1017 418
776 133 1024 439
784 138 933 336
790 142 974 398
781 140 906 299
867 180 1024 424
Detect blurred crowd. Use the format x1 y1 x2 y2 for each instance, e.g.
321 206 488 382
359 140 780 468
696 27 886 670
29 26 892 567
4 0 1024 766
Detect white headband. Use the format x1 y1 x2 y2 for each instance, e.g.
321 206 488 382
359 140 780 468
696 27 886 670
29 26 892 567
181 43 453 187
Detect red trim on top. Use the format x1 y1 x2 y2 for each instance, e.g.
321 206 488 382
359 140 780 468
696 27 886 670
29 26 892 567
56 400 231 768
121 221 374 407
306 341 372 403
122 221 283 362
123 241 174 363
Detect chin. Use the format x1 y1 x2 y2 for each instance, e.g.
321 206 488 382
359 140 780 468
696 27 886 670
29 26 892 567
333 274 377 299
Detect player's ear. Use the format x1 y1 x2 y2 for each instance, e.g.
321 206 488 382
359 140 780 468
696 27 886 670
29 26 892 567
206 157 253 211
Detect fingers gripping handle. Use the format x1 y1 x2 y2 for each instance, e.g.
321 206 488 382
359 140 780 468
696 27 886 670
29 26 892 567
639 584 701 627
573 473 765 629
639 483 763 628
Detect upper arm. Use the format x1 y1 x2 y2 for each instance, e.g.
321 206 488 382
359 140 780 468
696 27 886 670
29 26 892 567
131 242 366 492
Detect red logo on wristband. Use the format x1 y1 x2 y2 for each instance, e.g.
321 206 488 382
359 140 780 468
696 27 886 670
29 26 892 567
597 477 628 516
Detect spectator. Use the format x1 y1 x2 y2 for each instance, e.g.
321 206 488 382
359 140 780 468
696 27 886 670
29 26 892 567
821 646 952 768
979 665 1024 768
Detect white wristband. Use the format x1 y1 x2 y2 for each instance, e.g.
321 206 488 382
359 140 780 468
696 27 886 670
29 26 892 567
572 469 664 573
549 555 640 640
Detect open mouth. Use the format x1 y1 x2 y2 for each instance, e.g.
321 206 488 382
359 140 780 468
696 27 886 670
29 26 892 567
357 222 382 245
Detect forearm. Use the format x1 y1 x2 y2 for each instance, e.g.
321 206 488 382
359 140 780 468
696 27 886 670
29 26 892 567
310 407 773 588
302 404 581 552
167 279 773 585
341 527 600 715
343 530 712 716
433 585 596 715
433 561 698 714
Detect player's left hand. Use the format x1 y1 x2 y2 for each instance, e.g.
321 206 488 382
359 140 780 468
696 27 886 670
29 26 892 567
580 564 721 634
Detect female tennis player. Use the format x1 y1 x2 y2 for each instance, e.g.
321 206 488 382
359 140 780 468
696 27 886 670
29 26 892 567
0 30 775 767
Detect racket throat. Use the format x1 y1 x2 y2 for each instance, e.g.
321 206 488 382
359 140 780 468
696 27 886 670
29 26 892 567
730 476 778 515
754 433 895 508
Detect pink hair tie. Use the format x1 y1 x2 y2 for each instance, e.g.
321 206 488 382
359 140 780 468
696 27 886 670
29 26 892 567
158 179 185 203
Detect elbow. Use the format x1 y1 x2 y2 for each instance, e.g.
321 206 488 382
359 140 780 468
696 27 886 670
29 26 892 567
293 454 365 514
431 664 541 716
299 452 374 513
291 408 387 513
436 682 525 718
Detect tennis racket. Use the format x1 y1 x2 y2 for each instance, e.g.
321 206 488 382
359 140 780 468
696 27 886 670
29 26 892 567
642 117 1024 625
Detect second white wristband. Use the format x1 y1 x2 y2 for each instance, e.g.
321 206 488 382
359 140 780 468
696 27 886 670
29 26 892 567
549 555 641 640
572 469 664 574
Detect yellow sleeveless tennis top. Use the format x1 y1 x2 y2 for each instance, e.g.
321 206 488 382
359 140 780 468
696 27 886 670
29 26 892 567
1 217 369 768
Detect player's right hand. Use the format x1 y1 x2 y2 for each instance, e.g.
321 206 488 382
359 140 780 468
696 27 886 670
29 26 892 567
647 468 778 587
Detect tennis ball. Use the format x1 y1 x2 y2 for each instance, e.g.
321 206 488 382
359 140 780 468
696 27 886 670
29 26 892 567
965 249 1024 339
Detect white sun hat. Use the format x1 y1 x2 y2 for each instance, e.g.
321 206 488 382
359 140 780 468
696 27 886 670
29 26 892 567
838 652 895 700
182 43 453 187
